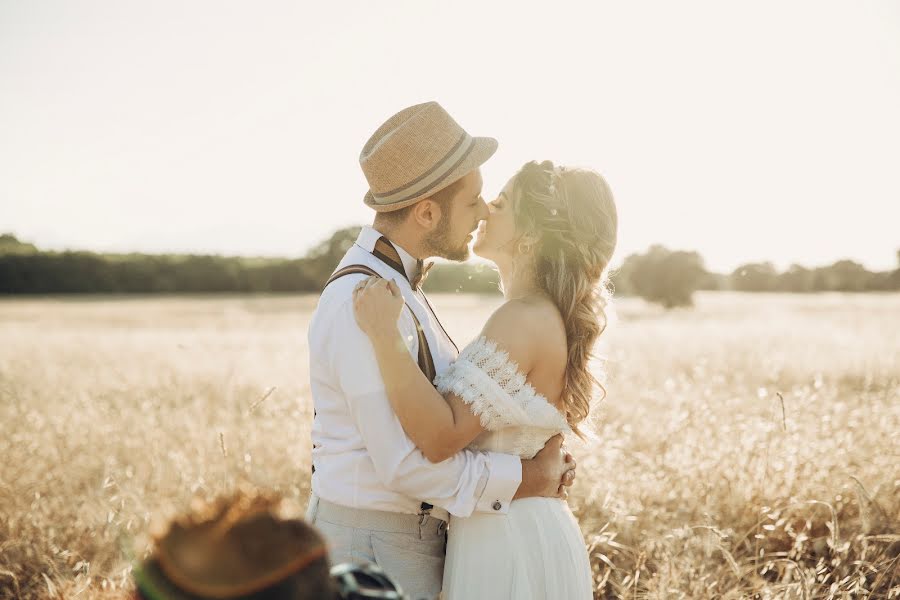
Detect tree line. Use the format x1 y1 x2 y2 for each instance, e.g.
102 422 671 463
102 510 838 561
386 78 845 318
612 245 900 308
1 230 898 307
0 228 500 295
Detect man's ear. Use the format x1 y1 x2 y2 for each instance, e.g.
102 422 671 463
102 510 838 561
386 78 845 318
410 199 442 231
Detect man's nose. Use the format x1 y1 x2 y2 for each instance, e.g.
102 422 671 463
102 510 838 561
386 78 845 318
477 198 491 221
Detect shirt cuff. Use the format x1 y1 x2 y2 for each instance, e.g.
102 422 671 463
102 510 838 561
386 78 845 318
474 452 522 515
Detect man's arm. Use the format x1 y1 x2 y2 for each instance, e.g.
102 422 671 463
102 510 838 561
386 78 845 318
516 434 574 500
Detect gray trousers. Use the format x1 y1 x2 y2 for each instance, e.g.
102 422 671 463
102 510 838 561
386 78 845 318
306 494 446 600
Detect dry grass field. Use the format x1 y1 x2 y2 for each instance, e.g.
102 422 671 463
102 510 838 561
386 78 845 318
0 292 898 599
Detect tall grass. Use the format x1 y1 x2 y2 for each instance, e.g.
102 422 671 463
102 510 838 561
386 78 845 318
0 293 897 599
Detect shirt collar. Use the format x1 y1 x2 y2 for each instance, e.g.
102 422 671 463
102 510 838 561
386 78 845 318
356 226 420 283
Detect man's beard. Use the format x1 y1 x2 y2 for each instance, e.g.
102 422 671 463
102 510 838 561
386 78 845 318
424 214 471 262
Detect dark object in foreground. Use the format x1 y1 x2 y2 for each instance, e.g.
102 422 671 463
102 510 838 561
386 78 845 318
131 489 411 600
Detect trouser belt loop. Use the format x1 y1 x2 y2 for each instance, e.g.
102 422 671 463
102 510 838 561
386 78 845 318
417 505 432 540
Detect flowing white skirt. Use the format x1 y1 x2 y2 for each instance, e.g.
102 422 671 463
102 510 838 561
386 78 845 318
441 497 593 600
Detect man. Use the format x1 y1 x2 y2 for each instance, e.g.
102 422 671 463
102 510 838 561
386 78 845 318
306 101 576 600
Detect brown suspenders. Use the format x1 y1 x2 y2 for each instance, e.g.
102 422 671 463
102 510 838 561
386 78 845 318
324 265 436 382
313 263 440 516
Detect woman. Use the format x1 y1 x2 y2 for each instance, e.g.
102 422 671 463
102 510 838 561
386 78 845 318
352 160 617 599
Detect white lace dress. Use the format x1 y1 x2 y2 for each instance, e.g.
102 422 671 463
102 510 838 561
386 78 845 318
434 337 593 600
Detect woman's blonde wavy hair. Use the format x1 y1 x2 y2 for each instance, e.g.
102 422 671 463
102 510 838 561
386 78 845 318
507 160 617 437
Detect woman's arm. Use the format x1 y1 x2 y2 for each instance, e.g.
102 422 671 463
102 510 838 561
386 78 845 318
353 277 484 462
353 277 576 496
370 327 485 462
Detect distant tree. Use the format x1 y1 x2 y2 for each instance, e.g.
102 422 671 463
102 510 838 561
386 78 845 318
697 270 727 291
0 233 38 255
305 226 362 263
422 262 500 294
819 260 870 292
777 264 815 292
301 226 363 288
730 262 778 292
865 270 896 292
619 245 706 308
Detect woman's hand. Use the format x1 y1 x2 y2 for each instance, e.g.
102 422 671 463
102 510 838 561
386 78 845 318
352 276 405 342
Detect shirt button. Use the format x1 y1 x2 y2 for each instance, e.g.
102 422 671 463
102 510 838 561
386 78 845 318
492 501 502 511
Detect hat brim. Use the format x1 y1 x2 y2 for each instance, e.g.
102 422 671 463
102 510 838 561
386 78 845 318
364 136 497 213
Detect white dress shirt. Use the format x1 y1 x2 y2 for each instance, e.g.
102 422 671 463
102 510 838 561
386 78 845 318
308 226 522 518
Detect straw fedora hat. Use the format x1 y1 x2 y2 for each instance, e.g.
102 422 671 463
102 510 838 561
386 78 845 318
361 101 498 212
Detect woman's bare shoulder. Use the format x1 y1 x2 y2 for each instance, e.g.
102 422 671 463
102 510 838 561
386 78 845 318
479 297 566 374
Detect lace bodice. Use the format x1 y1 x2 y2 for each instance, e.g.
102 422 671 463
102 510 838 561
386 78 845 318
433 336 571 459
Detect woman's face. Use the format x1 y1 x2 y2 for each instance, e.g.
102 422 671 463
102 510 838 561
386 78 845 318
473 175 519 262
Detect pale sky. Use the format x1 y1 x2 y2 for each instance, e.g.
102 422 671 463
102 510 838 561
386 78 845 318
1 0 898 273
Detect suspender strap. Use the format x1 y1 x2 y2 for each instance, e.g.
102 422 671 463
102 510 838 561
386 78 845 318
314 266 439 514
371 238 409 283
324 266 436 382
370 235 436 289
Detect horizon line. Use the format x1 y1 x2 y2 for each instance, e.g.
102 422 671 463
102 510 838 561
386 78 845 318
3 231 897 275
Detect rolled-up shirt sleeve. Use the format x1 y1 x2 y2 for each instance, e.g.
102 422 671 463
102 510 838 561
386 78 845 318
326 297 521 517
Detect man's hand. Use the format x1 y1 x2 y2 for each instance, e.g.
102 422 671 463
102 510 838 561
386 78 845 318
515 434 577 500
